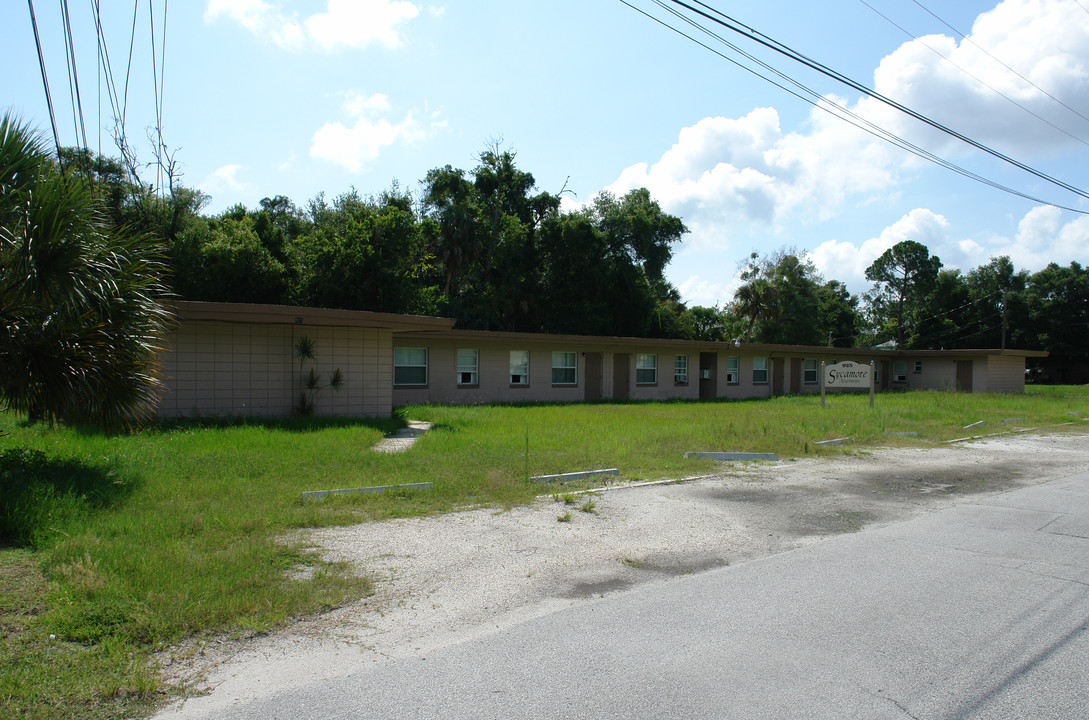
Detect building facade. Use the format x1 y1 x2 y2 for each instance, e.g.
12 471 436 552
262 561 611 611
157 302 1045 419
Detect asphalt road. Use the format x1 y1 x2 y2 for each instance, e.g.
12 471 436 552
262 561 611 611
181 470 1089 719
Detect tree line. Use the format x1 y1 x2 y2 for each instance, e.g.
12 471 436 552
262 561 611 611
56 140 1089 381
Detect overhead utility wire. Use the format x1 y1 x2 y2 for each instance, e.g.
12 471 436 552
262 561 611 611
622 1 1087 213
60 0 88 152
646 0 1043 204
27 0 63 162
157 0 169 170
857 0 1089 148
671 0 1089 203
93 1 125 138
122 0 140 128
911 0 1089 126
149 0 162 193
651 0 1086 211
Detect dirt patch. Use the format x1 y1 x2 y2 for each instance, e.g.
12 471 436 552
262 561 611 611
156 431 1089 719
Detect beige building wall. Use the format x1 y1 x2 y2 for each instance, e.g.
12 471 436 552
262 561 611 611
157 302 1040 419
982 354 1026 393
159 321 394 419
392 340 705 406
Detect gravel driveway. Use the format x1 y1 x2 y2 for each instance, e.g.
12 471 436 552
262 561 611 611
157 430 1089 718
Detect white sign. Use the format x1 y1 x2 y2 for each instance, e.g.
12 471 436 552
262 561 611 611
824 361 871 388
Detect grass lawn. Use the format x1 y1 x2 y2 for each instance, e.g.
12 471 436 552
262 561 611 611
1 386 1087 719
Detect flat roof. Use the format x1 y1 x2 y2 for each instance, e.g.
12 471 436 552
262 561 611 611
396 327 1048 358
173 301 456 332
174 302 1046 358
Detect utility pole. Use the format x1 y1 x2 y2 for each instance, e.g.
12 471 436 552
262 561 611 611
1001 289 1008 350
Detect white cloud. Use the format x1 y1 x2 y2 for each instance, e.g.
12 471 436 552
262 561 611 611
198 164 249 198
606 105 899 255
810 209 951 291
677 274 738 308
986 204 1089 269
305 0 419 50
309 93 445 172
865 0 1089 155
205 0 420 51
342 91 392 116
606 0 1089 273
204 0 304 49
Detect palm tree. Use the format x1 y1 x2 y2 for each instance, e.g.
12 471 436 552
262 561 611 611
732 254 780 342
0 112 173 429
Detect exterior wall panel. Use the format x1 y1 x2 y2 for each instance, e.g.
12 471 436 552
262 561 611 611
157 303 1041 420
158 320 395 419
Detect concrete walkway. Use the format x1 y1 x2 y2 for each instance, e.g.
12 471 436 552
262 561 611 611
371 420 432 453
187 470 1089 719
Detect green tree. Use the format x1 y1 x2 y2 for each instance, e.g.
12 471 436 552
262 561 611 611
914 269 970 348
292 188 431 313
815 280 860 347
864 240 942 348
687 305 728 341
1023 261 1089 381
0 113 173 429
535 190 687 337
731 253 781 342
172 214 289 303
965 256 1029 349
422 165 481 300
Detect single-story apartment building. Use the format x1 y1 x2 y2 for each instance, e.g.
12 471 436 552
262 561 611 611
156 301 1047 419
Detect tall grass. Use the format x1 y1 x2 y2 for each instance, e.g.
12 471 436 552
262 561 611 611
0 386 1086 719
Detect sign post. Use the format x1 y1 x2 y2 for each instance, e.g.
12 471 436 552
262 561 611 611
822 360 875 408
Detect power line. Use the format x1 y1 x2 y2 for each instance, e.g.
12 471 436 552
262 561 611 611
910 0 1089 128
856 0 1089 149
60 0 88 152
122 0 140 129
27 0 63 162
619 0 1088 213
149 0 161 193
670 0 1089 204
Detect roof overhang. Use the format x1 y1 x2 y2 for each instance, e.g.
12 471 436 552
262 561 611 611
172 301 456 332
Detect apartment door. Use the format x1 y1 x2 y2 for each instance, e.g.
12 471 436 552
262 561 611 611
699 352 717 399
772 358 785 395
613 353 630 400
956 360 973 392
584 352 602 401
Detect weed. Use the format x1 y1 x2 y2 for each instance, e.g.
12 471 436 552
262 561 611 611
580 499 597 514
1 386 1086 720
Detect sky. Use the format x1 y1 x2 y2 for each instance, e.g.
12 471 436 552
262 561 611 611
3 0 1088 307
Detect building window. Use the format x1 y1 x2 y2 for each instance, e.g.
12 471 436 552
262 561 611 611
803 358 818 384
636 353 657 385
457 349 478 386
914 360 923 374
394 347 428 386
893 360 908 383
674 355 689 384
552 351 577 385
753 357 769 384
726 356 739 384
510 350 529 386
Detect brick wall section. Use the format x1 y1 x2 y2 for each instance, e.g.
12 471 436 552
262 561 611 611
158 321 394 419
984 354 1026 393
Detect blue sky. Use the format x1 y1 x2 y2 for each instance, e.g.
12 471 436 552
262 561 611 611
3 0 1088 306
